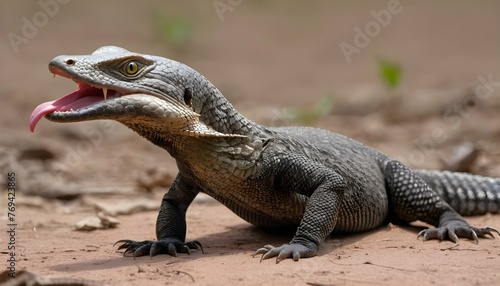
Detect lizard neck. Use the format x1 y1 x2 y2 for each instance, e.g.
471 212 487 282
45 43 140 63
127 124 269 181
185 66 265 137
120 71 271 179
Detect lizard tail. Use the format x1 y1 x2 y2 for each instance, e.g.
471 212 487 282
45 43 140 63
413 170 500 216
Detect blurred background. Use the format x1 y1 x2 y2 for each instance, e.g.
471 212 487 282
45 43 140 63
1 0 500 197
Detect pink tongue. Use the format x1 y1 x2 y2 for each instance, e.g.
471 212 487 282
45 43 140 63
29 85 103 132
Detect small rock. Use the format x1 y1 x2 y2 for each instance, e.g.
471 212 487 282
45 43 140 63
75 213 120 231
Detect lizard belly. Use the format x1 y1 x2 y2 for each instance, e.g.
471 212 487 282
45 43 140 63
204 184 306 230
182 159 306 229
334 185 389 233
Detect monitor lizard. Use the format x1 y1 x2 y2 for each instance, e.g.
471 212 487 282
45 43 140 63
30 46 499 263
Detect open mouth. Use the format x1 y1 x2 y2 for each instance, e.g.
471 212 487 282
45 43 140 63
29 81 123 132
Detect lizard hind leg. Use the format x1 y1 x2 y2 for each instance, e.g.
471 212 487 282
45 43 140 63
384 160 499 243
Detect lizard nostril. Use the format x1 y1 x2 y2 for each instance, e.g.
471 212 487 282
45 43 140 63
65 59 75 65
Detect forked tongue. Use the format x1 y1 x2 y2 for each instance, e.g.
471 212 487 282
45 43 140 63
29 84 104 132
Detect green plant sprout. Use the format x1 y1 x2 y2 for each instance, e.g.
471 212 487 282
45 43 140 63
377 58 402 90
152 11 193 48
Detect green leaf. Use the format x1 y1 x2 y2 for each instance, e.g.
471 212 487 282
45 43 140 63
378 59 402 90
152 12 193 46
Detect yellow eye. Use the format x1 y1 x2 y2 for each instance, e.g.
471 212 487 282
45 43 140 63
124 61 139 75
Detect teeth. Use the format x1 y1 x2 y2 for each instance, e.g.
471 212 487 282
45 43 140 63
102 88 108 100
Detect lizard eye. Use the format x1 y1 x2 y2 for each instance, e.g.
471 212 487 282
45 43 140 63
123 61 140 75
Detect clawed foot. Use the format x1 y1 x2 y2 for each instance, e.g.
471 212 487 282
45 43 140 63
253 243 317 263
114 238 203 258
418 223 499 244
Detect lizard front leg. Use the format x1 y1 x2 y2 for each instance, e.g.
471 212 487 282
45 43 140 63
115 174 203 257
253 154 346 263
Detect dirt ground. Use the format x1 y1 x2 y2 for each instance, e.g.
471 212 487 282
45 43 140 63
1 1 500 285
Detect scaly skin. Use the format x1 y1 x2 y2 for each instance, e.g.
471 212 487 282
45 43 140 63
31 46 500 263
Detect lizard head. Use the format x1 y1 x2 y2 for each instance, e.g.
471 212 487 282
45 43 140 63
30 46 239 137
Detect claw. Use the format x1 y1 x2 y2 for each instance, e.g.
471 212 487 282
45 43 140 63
471 231 479 244
418 229 435 241
180 245 191 254
123 248 132 256
252 245 274 262
253 246 271 256
481 226 500 239
261 249 280 263
292 252 300 262
187 240 205 253
117 244 129 251
417 230 425 240
166 243 177 257
448 229 459 244
135 244 152 258
114 239 132 249
253 248 268 257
